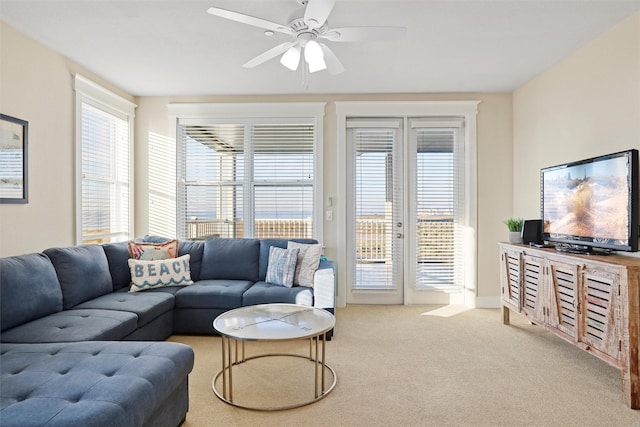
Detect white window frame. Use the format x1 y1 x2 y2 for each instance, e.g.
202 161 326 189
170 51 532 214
335 101 480 308
74 74 136 244
168 102 326 241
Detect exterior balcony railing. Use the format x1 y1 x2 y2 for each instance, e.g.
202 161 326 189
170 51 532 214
186 215 453 263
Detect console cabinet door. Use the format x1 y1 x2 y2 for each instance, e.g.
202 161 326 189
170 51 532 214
547 260 579 340
579 266 620 361
521 255 545 323
500 247 522 311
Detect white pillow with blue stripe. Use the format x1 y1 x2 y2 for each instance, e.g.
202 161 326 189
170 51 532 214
265 246 299 288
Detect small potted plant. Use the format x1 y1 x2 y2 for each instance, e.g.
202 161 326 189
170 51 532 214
504 218 524 244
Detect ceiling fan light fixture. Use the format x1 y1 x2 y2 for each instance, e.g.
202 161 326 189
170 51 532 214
308 57 327 73
280 45 301 70
304 40 324 63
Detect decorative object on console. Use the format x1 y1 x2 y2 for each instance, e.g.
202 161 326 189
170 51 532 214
504 217 524 244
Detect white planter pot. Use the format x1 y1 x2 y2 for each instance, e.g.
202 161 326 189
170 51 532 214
508 231 523 244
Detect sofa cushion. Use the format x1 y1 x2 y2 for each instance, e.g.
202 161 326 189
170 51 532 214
265 246 299 287
287 241 322 287
258 238 318 281
71 291 175 327
0 309 138 343
43 245 113 309
175 279 254 309
242 281 313 307
177 239 204 282
142 235 205 282
129 239 178 260
102 241 132 291
0 253 63 332
0 341 194 427
128 255 193 292
200 238 260 281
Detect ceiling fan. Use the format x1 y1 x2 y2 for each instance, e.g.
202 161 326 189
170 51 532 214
207 0 407 75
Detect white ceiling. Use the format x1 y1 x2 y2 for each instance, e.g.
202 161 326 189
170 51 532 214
1 0 639 96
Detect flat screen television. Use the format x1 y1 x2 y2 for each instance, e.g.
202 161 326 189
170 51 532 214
540 149 639 254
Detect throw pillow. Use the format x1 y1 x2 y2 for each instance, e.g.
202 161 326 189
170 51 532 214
265 246 299 288
128 239 178 260
128 254 193 292
287 241 322 287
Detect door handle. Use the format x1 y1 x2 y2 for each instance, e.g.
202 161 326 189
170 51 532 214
397 233 403 238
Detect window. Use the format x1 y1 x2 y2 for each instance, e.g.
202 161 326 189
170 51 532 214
173 103 324 241
74 75 136 244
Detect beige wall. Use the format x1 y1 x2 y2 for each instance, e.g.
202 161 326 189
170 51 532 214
0 22 134 256
513 12 640 258
135 93 513 306
0 21 513 306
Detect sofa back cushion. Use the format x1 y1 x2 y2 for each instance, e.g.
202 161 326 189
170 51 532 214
0 253 63 331
177 240 204 282
43 245 113 309
258 238 318 281
200 238 260 281
102 241 131 291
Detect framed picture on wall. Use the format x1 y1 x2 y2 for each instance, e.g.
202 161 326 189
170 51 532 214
0 114 28 204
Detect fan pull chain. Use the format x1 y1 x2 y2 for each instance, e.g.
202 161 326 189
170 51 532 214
301 61 309 90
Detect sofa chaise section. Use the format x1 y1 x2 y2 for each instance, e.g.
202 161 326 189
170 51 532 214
0 341 194 427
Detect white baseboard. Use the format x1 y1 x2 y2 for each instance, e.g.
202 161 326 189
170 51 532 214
472 295 501 308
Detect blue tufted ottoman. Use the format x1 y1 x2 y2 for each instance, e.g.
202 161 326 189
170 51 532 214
0 341 194 427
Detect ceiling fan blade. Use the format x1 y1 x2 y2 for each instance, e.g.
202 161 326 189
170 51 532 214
304 0 336 29
321 26 407 42
207 7 291 35
242 42 298 68
319 43 344 75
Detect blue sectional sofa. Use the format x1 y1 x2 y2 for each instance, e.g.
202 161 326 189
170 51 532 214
0 236 336 426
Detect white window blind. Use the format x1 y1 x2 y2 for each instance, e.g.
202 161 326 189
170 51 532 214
252 124 314 238
75 75 135 245
411 118 465 289
348 119 403 290
177 120 316 240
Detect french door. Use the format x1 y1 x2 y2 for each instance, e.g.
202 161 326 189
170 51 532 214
346 117 466 305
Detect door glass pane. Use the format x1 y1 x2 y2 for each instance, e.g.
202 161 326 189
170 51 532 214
414 127 462 290
352 128 400 290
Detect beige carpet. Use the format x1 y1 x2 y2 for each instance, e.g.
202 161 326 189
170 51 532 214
168 305 640 426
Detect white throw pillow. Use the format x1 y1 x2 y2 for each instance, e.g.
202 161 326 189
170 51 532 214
287 242 322 288
128 254 193 292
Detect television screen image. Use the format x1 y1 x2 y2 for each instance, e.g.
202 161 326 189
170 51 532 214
541 149 638 253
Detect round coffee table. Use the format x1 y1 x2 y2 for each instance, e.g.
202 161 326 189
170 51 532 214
212 303 336 411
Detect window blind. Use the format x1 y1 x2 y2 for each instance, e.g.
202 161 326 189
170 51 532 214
75 75 135 245
177 120 316 240
79 102 130 244
411 118 465 289
348 119 403 290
